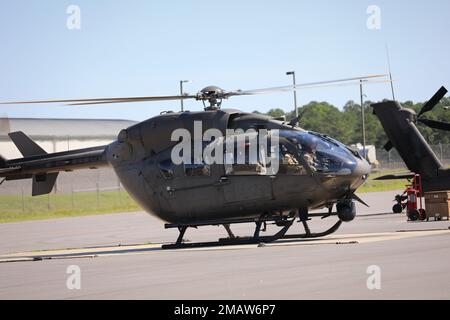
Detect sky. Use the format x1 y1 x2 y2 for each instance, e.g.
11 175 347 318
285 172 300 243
0 0 449 121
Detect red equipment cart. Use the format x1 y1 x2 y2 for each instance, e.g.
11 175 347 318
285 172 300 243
392 174 426 221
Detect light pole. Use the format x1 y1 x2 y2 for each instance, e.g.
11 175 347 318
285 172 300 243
360 79 367 160
179 80 192 112
286 71 298 118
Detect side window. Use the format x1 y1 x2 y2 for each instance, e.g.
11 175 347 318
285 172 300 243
224 151 266 176
231 163 264 175
158 159 174 180
220 132 281 176
184 163 211 177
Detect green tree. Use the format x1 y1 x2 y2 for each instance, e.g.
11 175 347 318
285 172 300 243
295 102 352 144
266 108 285 118
254 96 450 149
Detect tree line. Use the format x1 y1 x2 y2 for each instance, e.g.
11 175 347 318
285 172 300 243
254 97 450 148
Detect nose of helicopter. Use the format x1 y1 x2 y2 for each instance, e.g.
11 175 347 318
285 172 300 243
349 156 371 190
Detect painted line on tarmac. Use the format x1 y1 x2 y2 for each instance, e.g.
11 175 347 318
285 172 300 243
266 229 450 248
0 229 449 263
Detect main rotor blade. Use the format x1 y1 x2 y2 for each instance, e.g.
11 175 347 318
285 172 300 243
226 74 388 97
0 95 197 106
417 86 448 118
418 118 450 131
283 78 393 91
0 74 389 106
66 95 198 106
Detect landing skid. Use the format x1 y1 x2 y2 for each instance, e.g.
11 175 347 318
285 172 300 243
161 215 342 250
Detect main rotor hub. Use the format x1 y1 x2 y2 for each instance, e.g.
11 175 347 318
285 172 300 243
197 86 226 110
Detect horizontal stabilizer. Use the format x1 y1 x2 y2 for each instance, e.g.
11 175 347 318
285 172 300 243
6 132 59 195
374 172 415 181
8 131 47 157
32 173 58 196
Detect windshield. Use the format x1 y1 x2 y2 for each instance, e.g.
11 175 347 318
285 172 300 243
280 130 357 175
202 130 357 176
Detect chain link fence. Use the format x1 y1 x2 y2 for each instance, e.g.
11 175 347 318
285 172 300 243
0 168 138 220
376 143 450 170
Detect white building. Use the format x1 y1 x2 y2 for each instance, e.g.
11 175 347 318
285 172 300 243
0 117 137 159
352 143 379 167
0 117 138 195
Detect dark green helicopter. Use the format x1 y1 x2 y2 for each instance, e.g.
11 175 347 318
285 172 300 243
0 75 383 248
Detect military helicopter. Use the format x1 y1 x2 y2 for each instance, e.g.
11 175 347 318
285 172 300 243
373 86 450 192
0 75 385 248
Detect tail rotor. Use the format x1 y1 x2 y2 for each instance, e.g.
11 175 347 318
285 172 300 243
416 86 450 131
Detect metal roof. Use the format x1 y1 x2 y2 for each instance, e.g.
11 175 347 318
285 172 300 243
0 118 138 139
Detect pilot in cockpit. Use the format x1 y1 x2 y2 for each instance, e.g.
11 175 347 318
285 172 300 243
280 145 298 165
302 138 319 170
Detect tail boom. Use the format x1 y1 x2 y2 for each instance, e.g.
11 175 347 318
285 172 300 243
372 101 442 179
372 100 450 192
0 131 109 195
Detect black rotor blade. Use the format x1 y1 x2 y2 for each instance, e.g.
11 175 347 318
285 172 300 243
418 117 450 131
0 74 389 106
0 95 197 106
417 86 448 118
67 95 198 106
225 74 388 97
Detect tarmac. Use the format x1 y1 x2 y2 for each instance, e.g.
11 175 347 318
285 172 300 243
0 190 449 299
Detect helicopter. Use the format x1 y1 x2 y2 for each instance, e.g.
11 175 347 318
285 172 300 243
0 75 386 249
373 86 450 192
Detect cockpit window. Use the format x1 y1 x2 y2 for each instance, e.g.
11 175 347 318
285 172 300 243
280 130 356 175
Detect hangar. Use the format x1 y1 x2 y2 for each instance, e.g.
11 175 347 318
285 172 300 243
0 117 137 195
0 117 137 159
